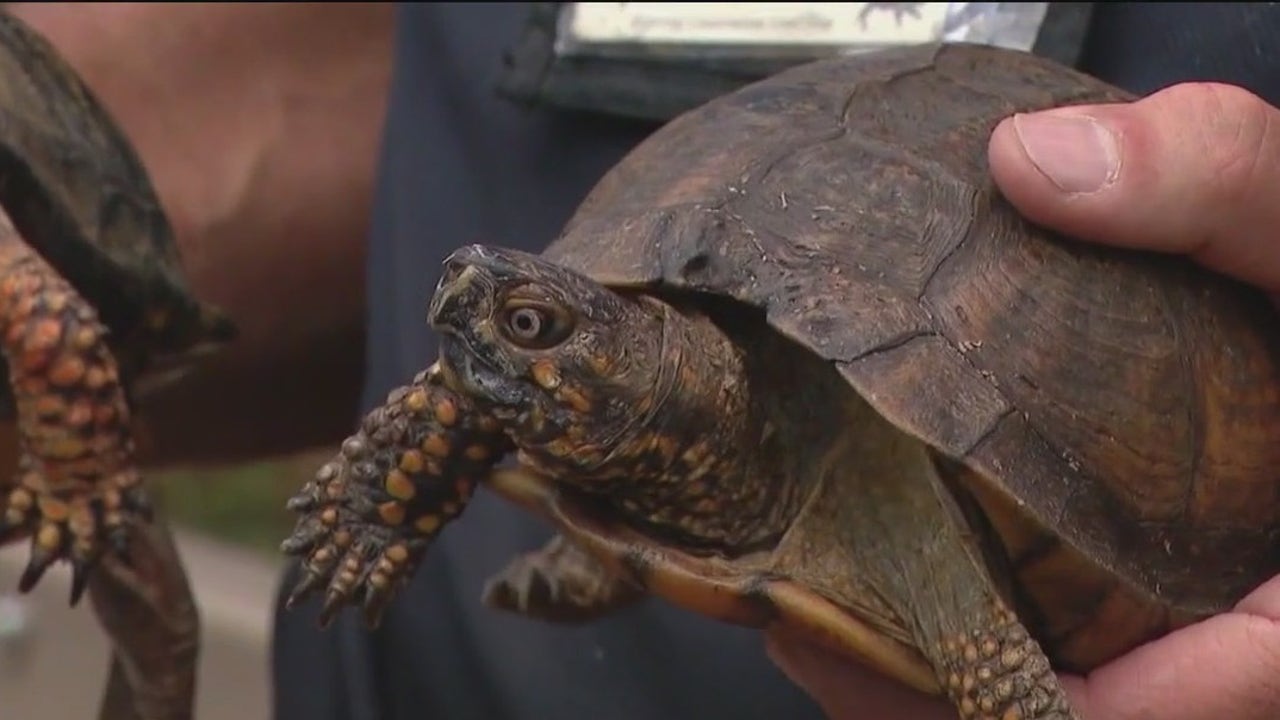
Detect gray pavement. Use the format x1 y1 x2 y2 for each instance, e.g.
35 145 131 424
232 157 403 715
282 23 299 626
0 529 276 720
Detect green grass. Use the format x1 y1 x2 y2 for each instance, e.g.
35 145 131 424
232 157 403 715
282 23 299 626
149 453 323 555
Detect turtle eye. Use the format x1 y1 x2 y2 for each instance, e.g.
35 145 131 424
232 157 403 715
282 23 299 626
499 303 572 349
508 308 544 339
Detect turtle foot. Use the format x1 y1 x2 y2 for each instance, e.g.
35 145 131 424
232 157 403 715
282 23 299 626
482 534 645 623
281 365 509 628
0 464 152 605
284 519 430 629
0 226 148 605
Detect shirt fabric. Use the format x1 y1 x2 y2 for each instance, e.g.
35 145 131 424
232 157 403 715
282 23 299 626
271 3 1280 719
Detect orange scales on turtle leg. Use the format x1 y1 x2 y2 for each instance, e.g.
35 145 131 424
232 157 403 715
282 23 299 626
281 362 511 627
0 213 149 604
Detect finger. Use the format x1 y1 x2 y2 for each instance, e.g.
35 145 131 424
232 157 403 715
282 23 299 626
1071 576 1280 720
987 82 1280 293
1235 571 1280 618
763 630 953 720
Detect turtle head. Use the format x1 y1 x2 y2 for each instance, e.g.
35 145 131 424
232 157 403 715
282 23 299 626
427 245 667 474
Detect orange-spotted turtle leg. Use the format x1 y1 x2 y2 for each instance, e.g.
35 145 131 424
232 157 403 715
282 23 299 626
0 218 150 604
481 533 645 623
926 600 1077 720
281 362 511 627
839 429 1079 720
912 541 1079 718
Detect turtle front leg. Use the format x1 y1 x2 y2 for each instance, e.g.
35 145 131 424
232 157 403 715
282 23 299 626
282 362 511 627
0 217 150 603
482 533 645 623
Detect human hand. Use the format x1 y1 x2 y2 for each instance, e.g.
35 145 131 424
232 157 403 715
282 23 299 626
765 82 1280 719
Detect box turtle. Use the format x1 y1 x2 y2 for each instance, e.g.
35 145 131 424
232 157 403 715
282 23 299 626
283 43 1280 719
0 11 234 720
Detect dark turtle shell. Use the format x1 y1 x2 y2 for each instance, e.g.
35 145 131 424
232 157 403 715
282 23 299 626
541 42 1280 629
0 13 233 409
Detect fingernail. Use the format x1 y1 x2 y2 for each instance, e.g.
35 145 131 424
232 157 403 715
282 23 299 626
1012 112 1120 194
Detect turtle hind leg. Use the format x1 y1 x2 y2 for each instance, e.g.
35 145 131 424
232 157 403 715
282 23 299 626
895 483 1077 719
281 362 511 628
0 217 148 605
785 394 1078 719
928 600 1074 719
879 479 1076 718
482 533 644 623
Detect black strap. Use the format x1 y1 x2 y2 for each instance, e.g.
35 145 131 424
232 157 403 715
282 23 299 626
1033 2 1095 68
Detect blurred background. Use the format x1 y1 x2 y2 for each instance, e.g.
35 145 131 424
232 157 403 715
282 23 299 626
0 453 320 719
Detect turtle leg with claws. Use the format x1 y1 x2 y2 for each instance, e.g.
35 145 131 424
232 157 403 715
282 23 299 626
281 362 511 627
0 214 194 718
481 533 645 623
0 215 151 603
282 375 644 627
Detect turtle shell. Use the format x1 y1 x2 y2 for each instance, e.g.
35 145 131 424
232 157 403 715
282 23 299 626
541 42 1280 633
0 13 233 410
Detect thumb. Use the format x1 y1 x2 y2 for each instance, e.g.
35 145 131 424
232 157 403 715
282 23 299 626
987 82 1280 293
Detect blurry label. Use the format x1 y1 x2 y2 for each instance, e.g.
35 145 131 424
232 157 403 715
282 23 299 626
496 2 1074 121
563 3 950 49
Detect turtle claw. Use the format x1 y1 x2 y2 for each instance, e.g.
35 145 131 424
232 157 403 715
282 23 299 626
291 539 371 628
18 543 56 593
1 477 148 602
279 521 323 556
318 590 348 629
281 372 509 626
69 556 93 605
361 586 392 629
0 238 153 599
284 566 328 611
285 492 315 513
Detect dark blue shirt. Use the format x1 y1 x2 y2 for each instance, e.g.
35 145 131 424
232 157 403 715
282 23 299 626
272 3 1280 718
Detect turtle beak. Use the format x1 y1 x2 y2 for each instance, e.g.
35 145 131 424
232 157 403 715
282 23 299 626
427 256 494 334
